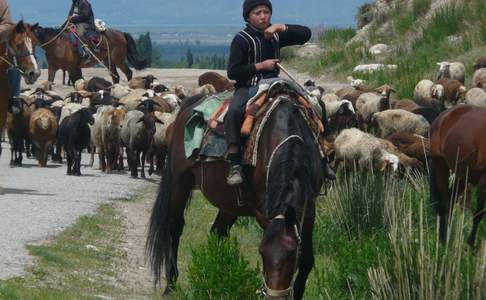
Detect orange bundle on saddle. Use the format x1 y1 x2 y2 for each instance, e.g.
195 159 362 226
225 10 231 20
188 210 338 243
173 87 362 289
241 92 268 136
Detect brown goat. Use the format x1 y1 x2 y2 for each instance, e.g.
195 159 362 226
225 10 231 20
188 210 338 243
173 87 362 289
474 57 486 70
335 87 365 109
198 72 235 92
436 78 467 107
385 132 430 166
29 108 58 167
100 107 128 173
392 99 418 111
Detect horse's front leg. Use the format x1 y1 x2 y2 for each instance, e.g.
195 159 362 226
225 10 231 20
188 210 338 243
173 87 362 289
293 222 315 300
210 210 238 237
47 66 57 83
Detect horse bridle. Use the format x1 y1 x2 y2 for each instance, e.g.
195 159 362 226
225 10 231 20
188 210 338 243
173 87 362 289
0 37 37 75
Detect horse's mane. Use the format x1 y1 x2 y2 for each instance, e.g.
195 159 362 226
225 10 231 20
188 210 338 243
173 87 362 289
179 93 207 113
265 100 323 220
35 27 64 43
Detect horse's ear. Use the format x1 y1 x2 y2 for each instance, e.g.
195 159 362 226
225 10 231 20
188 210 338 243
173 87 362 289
15 21 26 33
30 23 39 32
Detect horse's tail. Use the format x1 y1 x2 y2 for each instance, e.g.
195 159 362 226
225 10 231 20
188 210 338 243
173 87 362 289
146 150 174 286
124 32 148 70
429 156 448 214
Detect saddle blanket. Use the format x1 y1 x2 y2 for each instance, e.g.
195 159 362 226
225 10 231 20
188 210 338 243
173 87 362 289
183 79 324 164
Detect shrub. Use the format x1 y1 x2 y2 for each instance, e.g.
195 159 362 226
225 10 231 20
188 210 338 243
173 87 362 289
174 235 261 300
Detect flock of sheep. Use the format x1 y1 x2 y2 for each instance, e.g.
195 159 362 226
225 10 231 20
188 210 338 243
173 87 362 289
312 56 486 174
5 54 486 180
5 74 216 178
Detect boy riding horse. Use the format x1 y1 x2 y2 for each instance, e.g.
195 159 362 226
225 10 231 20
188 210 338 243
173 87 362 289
225 0 334 185
67 0 96 61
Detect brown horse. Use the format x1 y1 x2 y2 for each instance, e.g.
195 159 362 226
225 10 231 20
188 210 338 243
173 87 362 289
0 21 41 158
198 71 235 92
430 105 485 247
146 93 325 299
33 25 147 84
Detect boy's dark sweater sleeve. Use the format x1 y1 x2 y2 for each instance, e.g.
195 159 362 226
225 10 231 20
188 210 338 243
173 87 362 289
278 24 312 48
227 36 257 82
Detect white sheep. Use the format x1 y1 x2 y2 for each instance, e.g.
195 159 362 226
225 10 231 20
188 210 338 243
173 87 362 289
372 109 430 137
465 88 486 108
414 79 445 101
369 43 391 56
118 89 148 111
74 79 87 91
321 93 355 117
356 93 390 123
59 103 84 125
111 83 132 99
437 61 466 84
353 64 397 74
334 128 422 173
334 128 400 172
473 68 486 90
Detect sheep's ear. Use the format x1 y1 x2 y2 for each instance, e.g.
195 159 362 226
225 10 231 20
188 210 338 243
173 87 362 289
390 88 396 93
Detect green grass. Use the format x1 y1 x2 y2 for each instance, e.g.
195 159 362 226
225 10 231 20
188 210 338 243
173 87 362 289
285 0 486 98
2 176 482 300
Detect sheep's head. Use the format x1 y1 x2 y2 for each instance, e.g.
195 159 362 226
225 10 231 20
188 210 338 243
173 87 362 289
431 84 444 100
378 151 399 173
456 86 467 100
374 84 395 98
304 79 316 87
173 85 187 99
437 62 450 75
337 100 355 116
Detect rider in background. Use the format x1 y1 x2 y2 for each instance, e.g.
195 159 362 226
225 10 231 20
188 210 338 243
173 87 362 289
225 0 311 185
67 0 95 60
0 0 21 101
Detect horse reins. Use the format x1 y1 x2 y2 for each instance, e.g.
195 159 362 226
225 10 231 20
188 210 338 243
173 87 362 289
38 21 70 48
70 28 119 80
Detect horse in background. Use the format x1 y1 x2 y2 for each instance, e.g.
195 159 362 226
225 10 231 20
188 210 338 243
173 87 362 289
0 21 41 158
430 105 485 247
146 91 325 299
33 25 147 84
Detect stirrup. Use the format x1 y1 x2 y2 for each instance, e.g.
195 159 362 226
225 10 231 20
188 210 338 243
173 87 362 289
227 165 243 186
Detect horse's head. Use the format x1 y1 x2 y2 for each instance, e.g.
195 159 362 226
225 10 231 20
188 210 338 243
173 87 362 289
259 207 301 299
6 21 41 84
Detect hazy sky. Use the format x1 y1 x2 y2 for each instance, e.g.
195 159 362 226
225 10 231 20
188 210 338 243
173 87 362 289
9 0 369 27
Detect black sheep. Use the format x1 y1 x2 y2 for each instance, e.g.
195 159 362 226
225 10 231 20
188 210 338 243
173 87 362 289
58 108 94 176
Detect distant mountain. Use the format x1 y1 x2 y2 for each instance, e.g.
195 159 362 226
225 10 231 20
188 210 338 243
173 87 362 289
11 0 369 27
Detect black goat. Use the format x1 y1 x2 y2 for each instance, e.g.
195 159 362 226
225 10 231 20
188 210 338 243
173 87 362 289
7 97 29 166
58 108 94 175
87 76 112 93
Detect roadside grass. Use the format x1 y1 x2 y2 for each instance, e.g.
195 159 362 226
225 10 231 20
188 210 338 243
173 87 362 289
0 192 156 300
1 176 483 300
171 172 485 299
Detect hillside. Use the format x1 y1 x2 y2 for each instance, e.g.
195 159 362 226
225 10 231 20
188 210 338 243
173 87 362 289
288 0 486 98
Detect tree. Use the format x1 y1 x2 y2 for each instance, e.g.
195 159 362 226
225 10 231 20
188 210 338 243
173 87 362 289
137 32 153 67
186 48 194 68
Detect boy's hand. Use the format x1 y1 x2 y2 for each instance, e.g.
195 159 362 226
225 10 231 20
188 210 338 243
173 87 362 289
256 59 280 71
264 24 287 39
